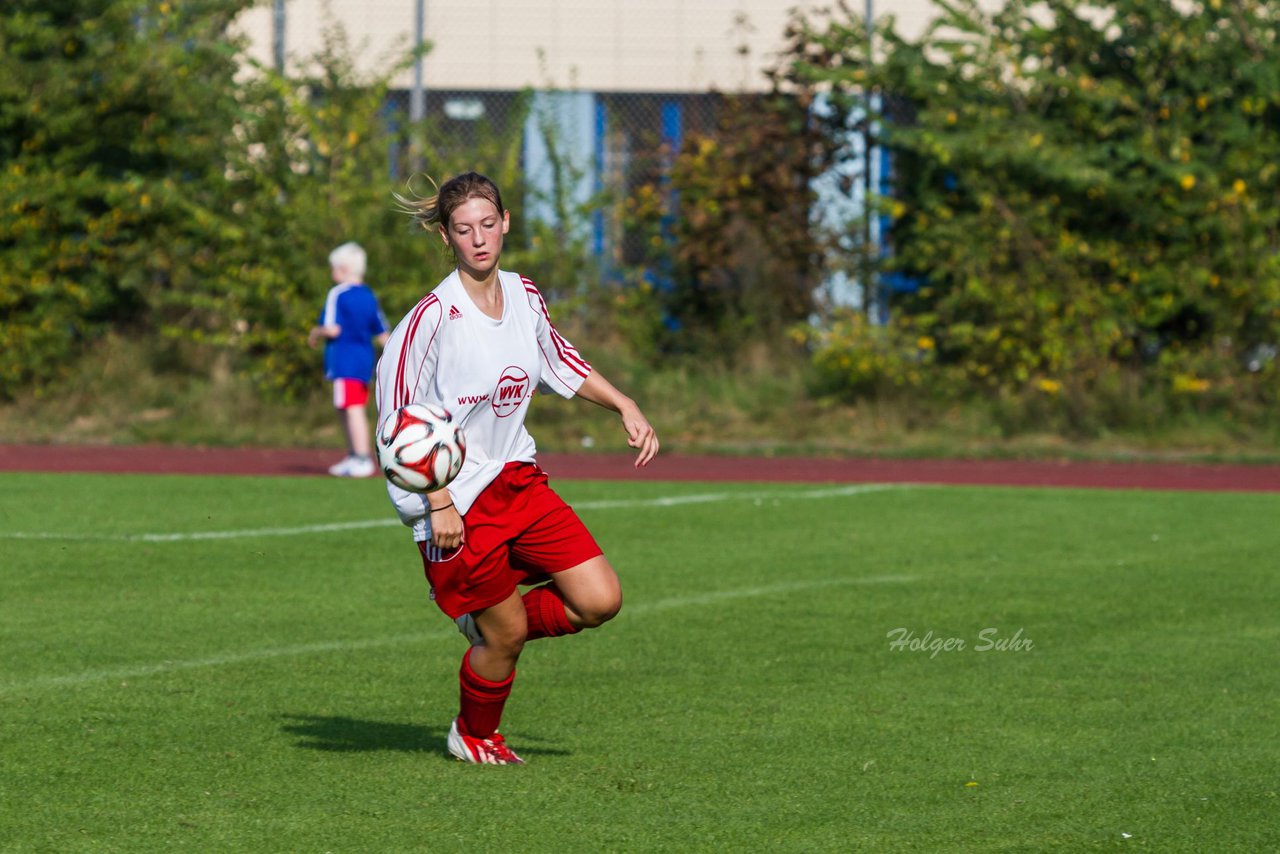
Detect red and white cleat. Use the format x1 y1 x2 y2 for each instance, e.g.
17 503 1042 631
447 718 525 765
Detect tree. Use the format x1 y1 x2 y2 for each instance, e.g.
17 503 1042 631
211 23 431 400
785 0 1280 413
0 0 253 398
623 91 833 358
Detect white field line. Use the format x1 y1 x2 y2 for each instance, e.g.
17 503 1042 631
0 483 906 543
0 573 916 695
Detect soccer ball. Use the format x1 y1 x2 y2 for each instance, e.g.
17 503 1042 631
376 403 466 493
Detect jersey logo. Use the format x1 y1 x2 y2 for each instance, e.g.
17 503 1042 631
492 367 530 418
448 305 463 320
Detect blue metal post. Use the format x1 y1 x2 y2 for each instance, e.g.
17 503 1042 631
593 99 607 259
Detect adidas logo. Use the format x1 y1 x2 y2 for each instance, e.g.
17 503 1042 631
448 305 463 321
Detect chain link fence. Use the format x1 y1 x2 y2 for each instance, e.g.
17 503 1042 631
387 86 725 269
253 1 786 273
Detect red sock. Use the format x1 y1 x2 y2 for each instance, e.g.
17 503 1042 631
458 648 514 739
522 583 579 640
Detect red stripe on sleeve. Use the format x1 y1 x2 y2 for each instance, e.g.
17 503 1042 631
549 327 590 376
538 345 579 393
395 295 439 407
523 278 590 377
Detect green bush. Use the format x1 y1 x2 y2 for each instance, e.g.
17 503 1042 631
622 92 833 359
783 0 1280 423
0 0 253 398
799 309 936 399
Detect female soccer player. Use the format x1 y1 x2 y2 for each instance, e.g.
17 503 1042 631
376 172 659 764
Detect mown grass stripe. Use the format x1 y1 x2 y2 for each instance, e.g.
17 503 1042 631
0 483 905 543
0 573 916 695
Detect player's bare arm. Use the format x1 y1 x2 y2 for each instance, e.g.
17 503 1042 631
575 370 659 467
307 323 341 348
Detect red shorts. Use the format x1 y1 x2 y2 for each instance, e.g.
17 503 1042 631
332 379 368 409
417 462 602 619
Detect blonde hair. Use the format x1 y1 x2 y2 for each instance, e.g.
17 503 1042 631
328 241 367 280
395 171 506 232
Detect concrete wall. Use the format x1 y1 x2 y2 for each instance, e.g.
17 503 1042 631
233 0 998 93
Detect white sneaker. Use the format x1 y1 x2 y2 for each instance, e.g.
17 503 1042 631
345 456 377 478
454 613 484 645
329 456 377 478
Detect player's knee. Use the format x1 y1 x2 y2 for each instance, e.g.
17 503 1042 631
577 593 621 629
486 625 527 656
478 616 528 657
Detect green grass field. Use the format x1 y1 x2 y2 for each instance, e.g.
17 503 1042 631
1 472 1277 852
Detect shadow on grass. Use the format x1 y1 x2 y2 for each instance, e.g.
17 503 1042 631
280 714 571 759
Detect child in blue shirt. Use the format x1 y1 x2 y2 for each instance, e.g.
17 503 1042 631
308 242 389 477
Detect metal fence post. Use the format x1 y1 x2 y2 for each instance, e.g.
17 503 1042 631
272 0 286 73
410 0 426 124
406 0 427 172
864 0 882 323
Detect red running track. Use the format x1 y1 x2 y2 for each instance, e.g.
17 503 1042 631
1 444 1278 492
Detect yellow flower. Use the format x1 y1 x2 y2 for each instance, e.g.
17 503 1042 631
1179 174 1196 191
917 336 936 351
1233 179 1246 194
1172 374 1211 394
1037 378 1062 395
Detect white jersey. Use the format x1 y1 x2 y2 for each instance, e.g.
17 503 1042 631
375 269 591 540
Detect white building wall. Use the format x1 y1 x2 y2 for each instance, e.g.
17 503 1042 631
234 0 995 93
